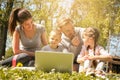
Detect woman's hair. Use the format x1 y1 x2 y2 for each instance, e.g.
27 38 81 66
56 15 73 28
8 8 32 35
83 27 100 44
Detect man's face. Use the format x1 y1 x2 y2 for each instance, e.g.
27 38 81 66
61 23 75 39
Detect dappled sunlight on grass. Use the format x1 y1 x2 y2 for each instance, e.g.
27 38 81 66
0 67 120 80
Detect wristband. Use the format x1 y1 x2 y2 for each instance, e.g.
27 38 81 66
12 55 18 67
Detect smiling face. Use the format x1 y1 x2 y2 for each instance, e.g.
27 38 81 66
22 18 34 31
57 15 75 40
49 30 61 48
60 22 75 39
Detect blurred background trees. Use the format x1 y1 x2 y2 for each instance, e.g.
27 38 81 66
71 0 120 46
0 0 120 59
0 0 14 59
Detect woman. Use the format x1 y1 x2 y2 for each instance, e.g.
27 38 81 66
1 8 48 67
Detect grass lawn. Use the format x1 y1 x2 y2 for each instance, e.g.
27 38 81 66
0 67 120 80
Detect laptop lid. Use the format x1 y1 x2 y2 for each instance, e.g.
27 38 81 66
35 51 74 73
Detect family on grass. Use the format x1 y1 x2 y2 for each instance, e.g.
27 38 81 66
0 8 112 74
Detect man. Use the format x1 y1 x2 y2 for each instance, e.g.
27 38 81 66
56 15 84 72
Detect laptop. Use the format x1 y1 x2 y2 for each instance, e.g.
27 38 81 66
35 51 74 73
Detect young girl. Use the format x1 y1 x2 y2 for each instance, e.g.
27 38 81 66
0 8 48 67
77 27 112 73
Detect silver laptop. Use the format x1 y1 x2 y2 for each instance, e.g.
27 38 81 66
35 51 74 73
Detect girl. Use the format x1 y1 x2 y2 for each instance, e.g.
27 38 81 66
77 27 112 73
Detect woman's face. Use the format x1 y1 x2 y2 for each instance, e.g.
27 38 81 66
22 18 33 31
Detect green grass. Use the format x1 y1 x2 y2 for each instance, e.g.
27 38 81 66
0 67 120 80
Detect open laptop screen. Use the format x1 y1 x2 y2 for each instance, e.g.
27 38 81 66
35 51 74 73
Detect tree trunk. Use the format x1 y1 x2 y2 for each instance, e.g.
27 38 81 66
0 0 14 60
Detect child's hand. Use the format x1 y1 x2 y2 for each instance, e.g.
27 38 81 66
87 56 95 60
71 36 80 47
84 55 89 60
83 38 89 48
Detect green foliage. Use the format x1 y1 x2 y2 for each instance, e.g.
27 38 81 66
5 47 13 59
21 0 60 34
2 0 119 61
0 0 14 58
0 68 119 80
7 0 119 48
71 0 120 47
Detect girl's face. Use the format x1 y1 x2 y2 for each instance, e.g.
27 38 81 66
22 18 33 31
83 36 95 47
